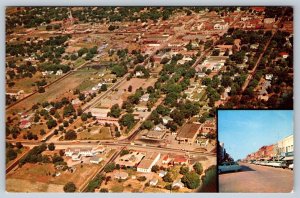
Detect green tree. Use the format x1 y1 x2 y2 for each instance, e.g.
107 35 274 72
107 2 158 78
181 172 200 189
65 130 77 140
193 162 203 175
163 172 173 182
48 143 55 151
119 113 135 128
63 182 76 192
108 104 121 118
179 166 189 175
104 163 116 172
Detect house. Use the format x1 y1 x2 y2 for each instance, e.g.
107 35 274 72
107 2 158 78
162 155 171 165
162 116 173 125
214 22 229 30
149 178 158 186
114 171 129 180
90 156 103 164
265 74 273 81
20 120 31 129
201 121 216 134
135 71 144 77
137 152 161 173
153 123 166 131
176 123 201 144
172 179 185 189
140 93 150 102
158 170 167 177
279 52 289 59
173 155 189 165
56 69 63 75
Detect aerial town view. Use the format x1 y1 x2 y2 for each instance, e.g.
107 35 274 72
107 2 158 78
218 110 293 192
5 6 293 193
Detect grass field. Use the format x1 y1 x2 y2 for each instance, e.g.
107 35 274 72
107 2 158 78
78 126 113 140
6 162 101 192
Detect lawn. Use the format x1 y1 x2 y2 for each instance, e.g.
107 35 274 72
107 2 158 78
74 58 85 68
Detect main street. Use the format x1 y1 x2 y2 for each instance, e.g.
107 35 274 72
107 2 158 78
219 162 293 192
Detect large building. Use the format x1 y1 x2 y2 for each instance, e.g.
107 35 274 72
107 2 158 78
137 152 161 173
277 134 294 162
176 123 201 144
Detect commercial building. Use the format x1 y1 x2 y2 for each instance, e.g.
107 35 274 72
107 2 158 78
277 134 294 162
137 152 161 173
176 123 202 144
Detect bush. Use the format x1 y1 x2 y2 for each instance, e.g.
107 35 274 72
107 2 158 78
137 176 147 182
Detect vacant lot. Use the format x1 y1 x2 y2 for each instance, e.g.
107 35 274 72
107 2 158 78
6 162 101 192
78 126 113 140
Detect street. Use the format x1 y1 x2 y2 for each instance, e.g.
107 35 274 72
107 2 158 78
219 162 293 192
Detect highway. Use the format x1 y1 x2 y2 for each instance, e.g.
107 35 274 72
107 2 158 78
219 162 293 192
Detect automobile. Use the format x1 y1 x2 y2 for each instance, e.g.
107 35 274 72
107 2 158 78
218 162 241 174
288 164 294 170
267 161 287 168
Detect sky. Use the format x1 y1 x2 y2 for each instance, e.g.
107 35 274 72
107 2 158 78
218 110 293 161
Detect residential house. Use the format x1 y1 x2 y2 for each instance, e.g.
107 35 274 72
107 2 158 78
173 155 189 165
149 178 159 186
162 155 171 165
162 116 173 125
20 120 31 129
158 170 167 177
140 93 150 102
172 179 185 189
114 172 129 180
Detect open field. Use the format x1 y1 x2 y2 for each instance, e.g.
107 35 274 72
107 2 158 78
6 162 101 192
7 68 105 115
78 126 113 140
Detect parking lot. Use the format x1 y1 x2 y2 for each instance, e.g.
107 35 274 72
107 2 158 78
219 162 293 192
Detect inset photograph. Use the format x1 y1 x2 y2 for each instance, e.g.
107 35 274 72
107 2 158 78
218 110 293 193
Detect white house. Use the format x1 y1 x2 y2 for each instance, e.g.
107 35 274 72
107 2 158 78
172 179 185 188
158 170 167 177
265 74 273 81
153 124 166 131
56 69 63 75
114 172 129 180
140 93 150 102
162 116 173 125
149 178 158 186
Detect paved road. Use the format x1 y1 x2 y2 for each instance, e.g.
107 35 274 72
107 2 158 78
219 162 293 192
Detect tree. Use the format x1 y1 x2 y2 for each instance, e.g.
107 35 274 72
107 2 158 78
38 86 45 93
48 143 55 151
128 85 132 92
81 113 88 121
108 104 121 118
179 166 189 175
119 113 135 128
151 165 160 173
100 188 109 192
163 172 173 182
101 84 107 91
6 149 17 161
46 119 57 129
120 149 130 156
141 120 154 130
104 163 115 172
181 172 200 189
63 104 75 117
16 142 23 149
193 162 203 175
65 130 77 140
63 182 76 192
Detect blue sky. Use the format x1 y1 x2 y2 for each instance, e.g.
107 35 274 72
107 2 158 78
218 110 293 160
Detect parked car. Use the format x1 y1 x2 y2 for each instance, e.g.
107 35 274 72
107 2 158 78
218 162 241 173
267 161 287 168
288 164 293 170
